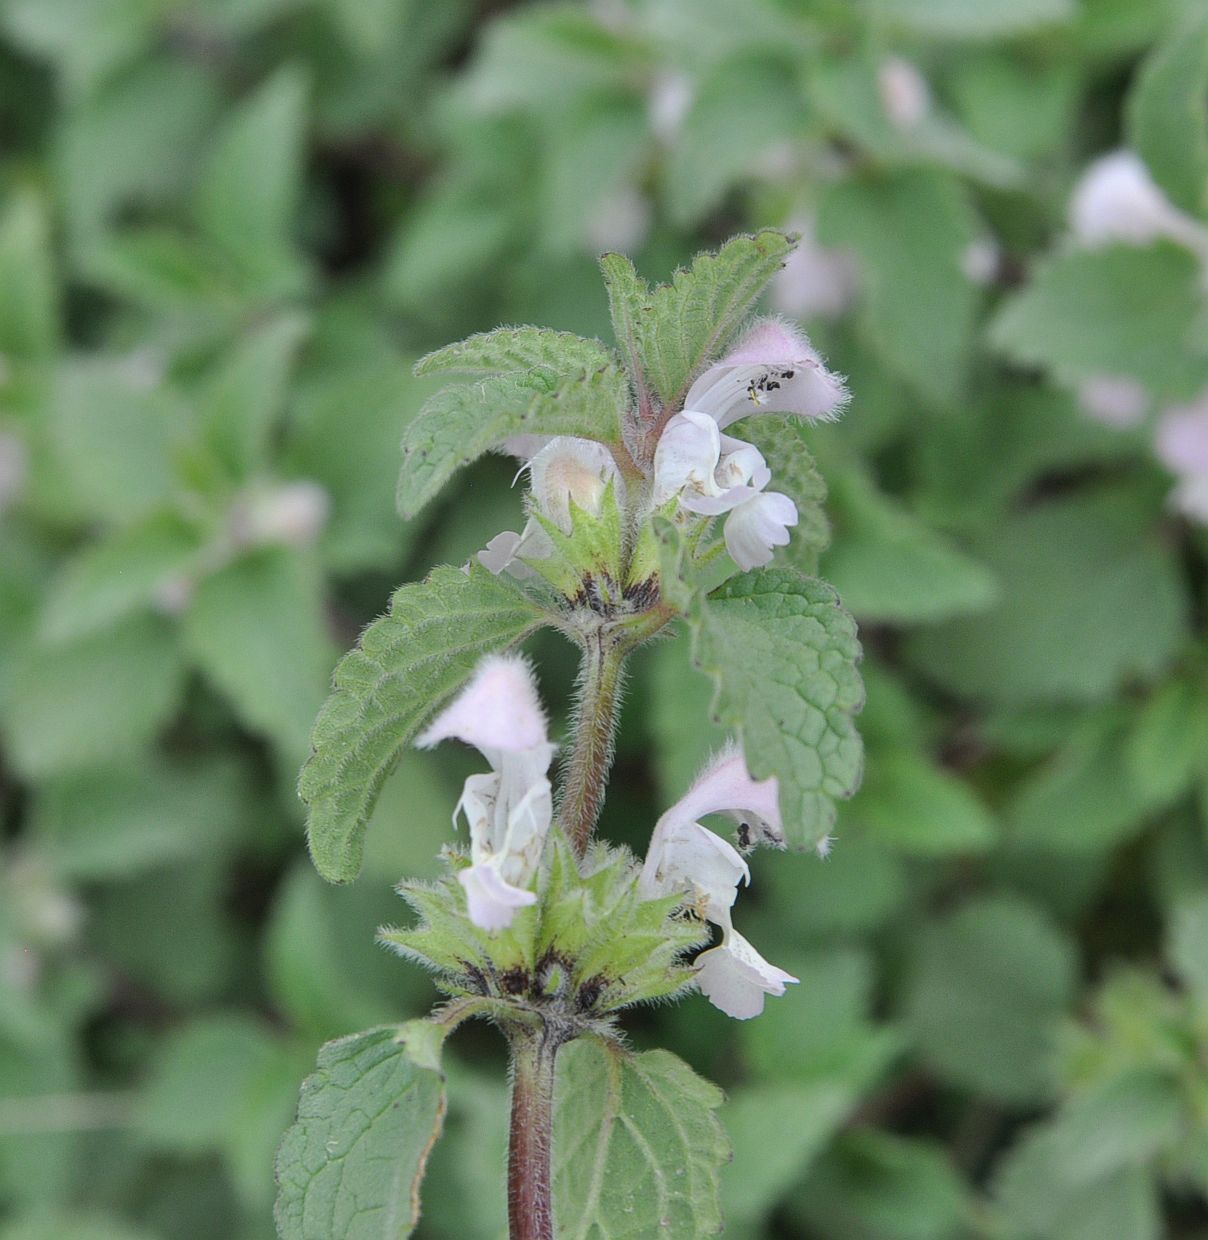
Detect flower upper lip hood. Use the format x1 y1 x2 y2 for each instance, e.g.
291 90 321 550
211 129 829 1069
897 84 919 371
417 655 557 932
679 316 849 429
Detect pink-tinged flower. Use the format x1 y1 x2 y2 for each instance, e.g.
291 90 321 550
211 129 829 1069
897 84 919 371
641 745 796 1019
695 928 799 1020
878 56 931 131
771 214 860 321
232 480 330 549
1076 375 1148 429
417 656 556 931
682 317 848 428
1156 394 1208 521
1069 151 1208 254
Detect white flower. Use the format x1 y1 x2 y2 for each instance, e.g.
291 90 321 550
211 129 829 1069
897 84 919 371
586 185 653 255
649 71 694 147
640 746 796 1019
878 56 931 131
1155 392 1208 522
1076 375 1148 428
960 237 1000 286
722 489 798 570
771 213 860 321
477 437 621 578
682 317 849 428
416 655 556 931
1069 151 1208 254
527 436 622 535
652 414 798 570
234 480 330 549
695 928 798 1020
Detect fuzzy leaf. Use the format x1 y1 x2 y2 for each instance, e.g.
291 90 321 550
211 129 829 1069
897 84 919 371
396 366 629 519
1127 8 1208 216
553 1038 728 1239
685 569 864 849
299 565 550 883
599 251 653 406
274 1024 447 1240
634 230 795 406
414 326 616 379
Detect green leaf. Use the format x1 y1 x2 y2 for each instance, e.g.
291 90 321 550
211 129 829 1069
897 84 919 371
685 568 864 850
1127 8 1208 216
906 488 1187 705
817 170 978 404
0 1216 158 1240
137 1013 280 1155
994 1127 1162 1240
29 754 249 880
793 1130 972 1240
299 564 549 883
904 895 1077 1103
2 613 185 778
1045 1071 1184 1182
1169 891 1208 1001
1007 712 1154 853
183 548 335 769
0 191 57 362
990 242 1208 399
664 55 807 227
415 326 616 380
823 469 997 623
599 251 653 407
275 1023 447 1240
396 365 628 519
553 1038 728 1239
196 66 307 291
49 356 183 523
635 230 795 406
40 513 200 645
855 750 996 855
199 311 310 480
871 0 1075 39
1126 677 1208 806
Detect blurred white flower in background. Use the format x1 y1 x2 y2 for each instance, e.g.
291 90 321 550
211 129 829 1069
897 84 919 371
1156 391 1208 522
1069 150 1208 255
878 56 931 131
1076 375 1149 428
770 213 861 320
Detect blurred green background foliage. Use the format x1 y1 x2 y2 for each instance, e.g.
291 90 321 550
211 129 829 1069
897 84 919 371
1 0 1207 1237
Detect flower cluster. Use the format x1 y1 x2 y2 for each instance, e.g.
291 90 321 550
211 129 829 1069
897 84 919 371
416 655 798 1019
1066 150 1208 522
651 318 847 570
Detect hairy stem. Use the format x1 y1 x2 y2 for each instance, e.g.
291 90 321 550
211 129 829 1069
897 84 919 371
507 1024 560 1240
557 630 626 856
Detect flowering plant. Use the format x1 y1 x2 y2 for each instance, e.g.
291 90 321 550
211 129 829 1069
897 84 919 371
274 232 864 1238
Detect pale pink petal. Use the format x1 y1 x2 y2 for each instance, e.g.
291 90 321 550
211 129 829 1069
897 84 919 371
658 745 783 848
478 530 525 576
1156 400 1208 476
458 861 537 932
416 655 547 754
878 56 930 131
695 929 798 1019
1076 376 1148 428
683 319 848 427
771 214 860 321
